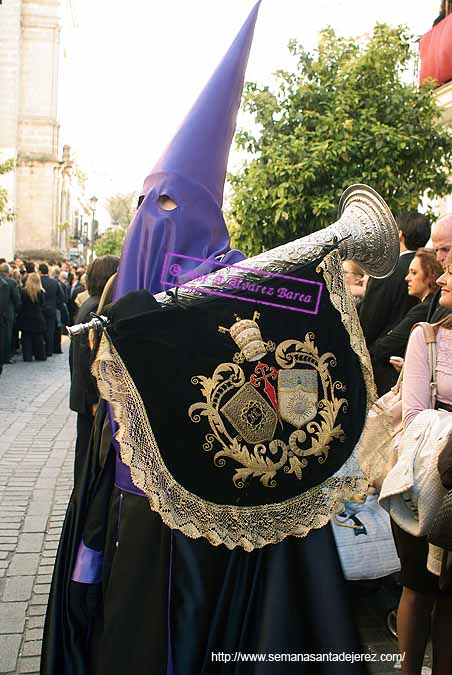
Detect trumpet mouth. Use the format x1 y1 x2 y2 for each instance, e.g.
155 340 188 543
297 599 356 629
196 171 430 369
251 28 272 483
338 184 399 279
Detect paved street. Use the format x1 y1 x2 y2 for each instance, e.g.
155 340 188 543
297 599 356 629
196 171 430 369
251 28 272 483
0 343 430 675
0 344 75 675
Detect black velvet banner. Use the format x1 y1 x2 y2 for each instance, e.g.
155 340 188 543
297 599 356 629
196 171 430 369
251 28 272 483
108 257 367 508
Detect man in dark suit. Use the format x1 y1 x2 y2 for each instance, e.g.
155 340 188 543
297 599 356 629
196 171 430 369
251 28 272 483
0 262 21 364
359 211 431 394
427 213 452 322
38 263 64 358
0 275 9 376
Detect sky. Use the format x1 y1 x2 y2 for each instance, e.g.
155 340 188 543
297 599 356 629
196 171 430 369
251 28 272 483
60 0 440 224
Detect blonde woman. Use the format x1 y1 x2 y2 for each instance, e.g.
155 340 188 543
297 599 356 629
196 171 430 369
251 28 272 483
16 272 47 361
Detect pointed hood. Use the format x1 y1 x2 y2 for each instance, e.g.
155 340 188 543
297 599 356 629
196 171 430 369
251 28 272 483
114 2 261 300
144 1 261 206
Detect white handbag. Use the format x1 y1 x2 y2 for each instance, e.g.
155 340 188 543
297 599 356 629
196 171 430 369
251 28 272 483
379 410 452 536
332 494 400 580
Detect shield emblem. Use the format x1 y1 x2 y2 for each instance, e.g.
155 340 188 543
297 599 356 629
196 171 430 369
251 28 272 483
278 369 318 429
221 383 278 444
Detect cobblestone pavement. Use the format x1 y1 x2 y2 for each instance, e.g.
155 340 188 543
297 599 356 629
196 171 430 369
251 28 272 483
0 343 431 675
0 344 75 675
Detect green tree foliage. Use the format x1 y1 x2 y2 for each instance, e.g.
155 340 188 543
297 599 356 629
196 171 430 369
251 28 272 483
93 227 126 256
0 159 15 226
105 192 137 229
229 24 452 255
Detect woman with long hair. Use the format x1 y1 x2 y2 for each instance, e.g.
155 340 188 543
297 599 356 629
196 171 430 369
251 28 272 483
392 248 452 675
17 272 47 362
69 255 119 485
368 248 443 395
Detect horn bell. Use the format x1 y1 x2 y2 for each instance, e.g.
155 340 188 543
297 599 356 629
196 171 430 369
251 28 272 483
335 184 399 279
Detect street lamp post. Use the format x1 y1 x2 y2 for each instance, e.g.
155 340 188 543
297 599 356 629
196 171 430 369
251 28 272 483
89 195 98 262
82 222 89 264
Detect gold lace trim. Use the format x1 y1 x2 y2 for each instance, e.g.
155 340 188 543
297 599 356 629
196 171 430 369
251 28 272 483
93 252 372 551
318 251 376 482
317 251 376 411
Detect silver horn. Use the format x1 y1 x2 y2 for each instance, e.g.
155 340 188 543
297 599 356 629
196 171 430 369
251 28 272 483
155 184 398 306
66 314 110 338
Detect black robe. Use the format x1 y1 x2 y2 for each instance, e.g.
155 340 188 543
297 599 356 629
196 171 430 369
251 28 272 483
41 415 367 675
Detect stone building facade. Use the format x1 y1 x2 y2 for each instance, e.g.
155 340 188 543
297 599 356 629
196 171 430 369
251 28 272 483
0 0 88 260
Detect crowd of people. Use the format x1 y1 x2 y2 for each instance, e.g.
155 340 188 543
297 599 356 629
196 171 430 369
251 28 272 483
343 211 452 675
0 257 89 375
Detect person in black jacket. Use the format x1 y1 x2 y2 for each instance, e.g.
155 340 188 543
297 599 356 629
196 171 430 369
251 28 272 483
39 263 64 358
359 211 431 349
368 248 444 395
69 255 119 485
0 262 21 363
68 267 86 324
16 272 47 362
51 267 70 354
0 275 9 375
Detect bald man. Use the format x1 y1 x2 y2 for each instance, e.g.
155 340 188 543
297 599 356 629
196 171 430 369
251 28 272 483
428 214 452 321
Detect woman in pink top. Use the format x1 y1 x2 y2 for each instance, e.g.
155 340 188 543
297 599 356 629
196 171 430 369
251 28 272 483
393 253 452 675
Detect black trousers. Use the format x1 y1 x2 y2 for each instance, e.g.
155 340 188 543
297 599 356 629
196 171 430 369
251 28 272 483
0 320 6 370
3 317 13 362
44 317 56 357
12 321 20 353
53 324 62 353
22 332 47 362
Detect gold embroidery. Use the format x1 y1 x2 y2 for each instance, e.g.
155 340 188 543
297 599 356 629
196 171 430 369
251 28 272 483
189 331 347 488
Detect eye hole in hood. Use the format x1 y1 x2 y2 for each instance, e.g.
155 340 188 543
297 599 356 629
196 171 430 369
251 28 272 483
158 195 178 211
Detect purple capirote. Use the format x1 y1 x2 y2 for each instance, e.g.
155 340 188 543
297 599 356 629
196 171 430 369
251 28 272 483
113 2 262 300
